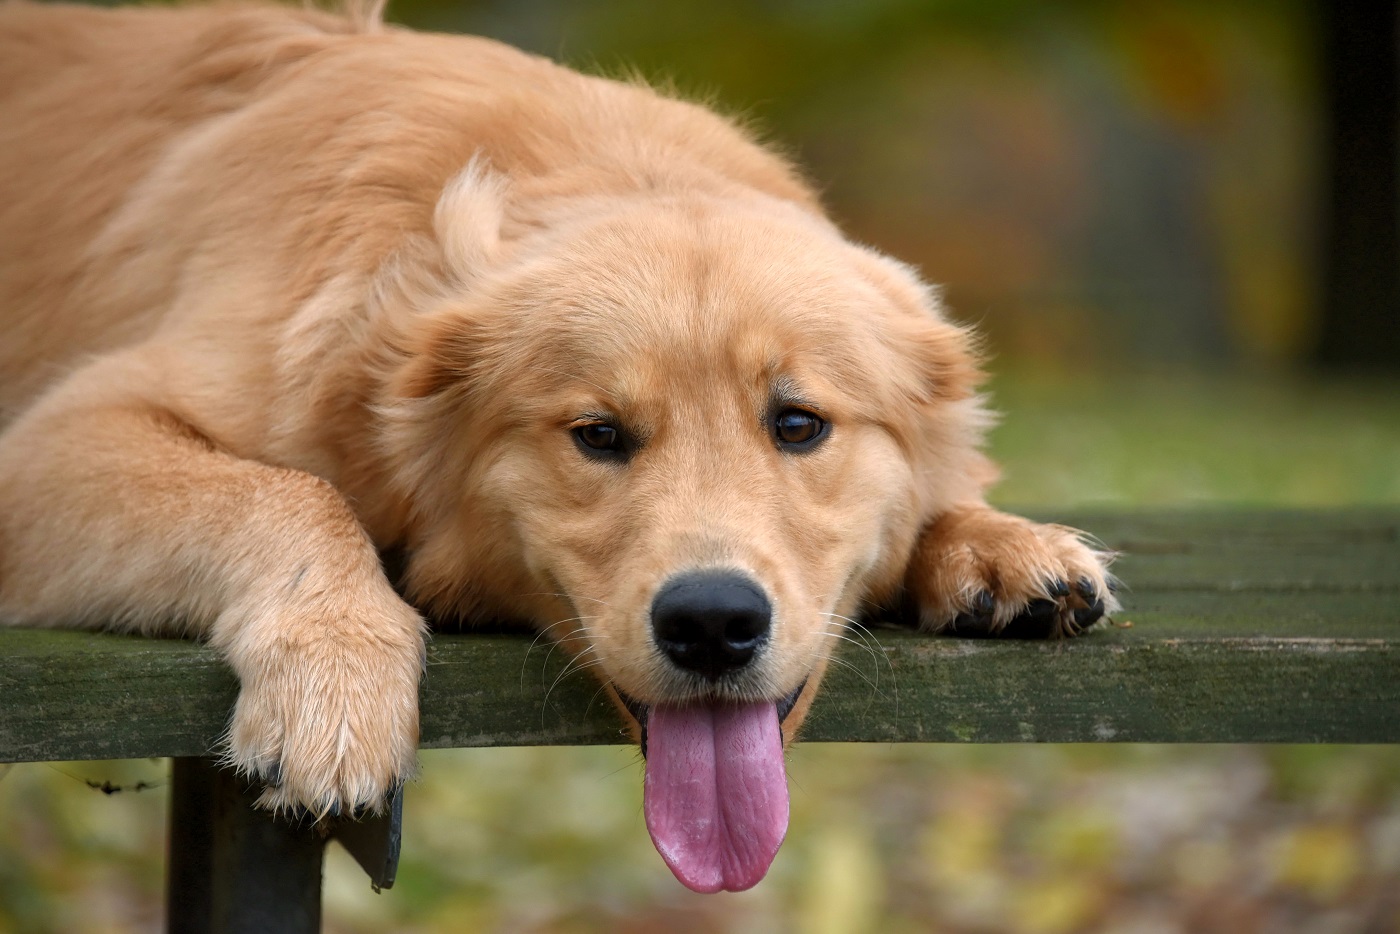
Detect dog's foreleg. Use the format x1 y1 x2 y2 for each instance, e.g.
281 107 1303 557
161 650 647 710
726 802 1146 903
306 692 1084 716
0 358 424 815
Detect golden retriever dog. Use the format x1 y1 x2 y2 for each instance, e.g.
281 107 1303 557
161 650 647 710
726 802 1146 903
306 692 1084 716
0 0 1116 892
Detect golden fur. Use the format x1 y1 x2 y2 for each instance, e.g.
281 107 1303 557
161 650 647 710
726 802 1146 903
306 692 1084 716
0 1 1115 814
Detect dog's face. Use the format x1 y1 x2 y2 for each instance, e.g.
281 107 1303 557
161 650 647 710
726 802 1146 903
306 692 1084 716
394 186 981 722
479 208 925 717
385 180 984 890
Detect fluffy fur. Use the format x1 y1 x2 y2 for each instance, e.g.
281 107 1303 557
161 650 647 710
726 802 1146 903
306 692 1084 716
0 1 1116 814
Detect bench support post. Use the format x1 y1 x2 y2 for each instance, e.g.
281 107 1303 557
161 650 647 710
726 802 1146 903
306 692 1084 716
166 757 324 934
165 756 402 933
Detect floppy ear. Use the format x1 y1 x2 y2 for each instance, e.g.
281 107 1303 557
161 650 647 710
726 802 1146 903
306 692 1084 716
852 249 997 510
433 156 510 286
390 159 512 400
379 297 511 513
855 248 984 405
392 307 488 400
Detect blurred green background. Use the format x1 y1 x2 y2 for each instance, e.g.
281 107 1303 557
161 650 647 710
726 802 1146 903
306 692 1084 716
3 1 1399 931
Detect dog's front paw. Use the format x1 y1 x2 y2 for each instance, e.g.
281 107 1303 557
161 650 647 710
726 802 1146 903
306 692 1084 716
219 586 426 817
906 507 1118 638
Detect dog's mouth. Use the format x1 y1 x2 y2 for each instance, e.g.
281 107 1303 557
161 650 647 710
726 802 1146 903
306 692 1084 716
614 679 807 894
617 679 807 756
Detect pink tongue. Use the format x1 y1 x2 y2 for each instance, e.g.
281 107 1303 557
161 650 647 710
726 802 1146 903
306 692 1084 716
643 701 789 893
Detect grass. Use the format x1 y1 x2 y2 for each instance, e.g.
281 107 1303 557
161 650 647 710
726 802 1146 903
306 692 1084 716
986 370 1400 508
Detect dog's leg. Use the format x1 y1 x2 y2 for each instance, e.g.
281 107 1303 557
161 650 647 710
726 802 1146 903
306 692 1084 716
904 505 1118 638
0 362 424 815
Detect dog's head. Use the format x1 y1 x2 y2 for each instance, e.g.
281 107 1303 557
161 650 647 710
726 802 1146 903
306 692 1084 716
382 164 989 891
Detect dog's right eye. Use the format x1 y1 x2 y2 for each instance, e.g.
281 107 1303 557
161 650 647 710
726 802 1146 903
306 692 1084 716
573 423 626 458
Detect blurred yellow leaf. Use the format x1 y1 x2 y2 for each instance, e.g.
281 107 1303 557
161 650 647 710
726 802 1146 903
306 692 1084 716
1009 876 1103 934
799 821 883 934
1272 823 1362 904
1028 809 1117 874
922 807 1000 885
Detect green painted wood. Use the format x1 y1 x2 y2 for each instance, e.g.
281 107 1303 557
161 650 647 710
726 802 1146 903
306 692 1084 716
1 509 1396 762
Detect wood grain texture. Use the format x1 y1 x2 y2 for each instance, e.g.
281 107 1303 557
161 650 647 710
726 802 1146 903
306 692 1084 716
2 510 1396 762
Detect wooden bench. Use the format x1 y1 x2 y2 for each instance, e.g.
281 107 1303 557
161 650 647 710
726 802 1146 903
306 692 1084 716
3 510 1397 932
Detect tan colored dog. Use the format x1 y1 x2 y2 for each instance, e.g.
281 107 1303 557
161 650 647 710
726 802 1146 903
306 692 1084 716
0 1 1115 892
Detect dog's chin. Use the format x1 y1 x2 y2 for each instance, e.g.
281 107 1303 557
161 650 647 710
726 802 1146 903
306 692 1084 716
610 678 808 894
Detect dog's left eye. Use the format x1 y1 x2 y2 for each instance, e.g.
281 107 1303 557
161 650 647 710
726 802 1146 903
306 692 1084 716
573 423 626 457
773 409 827 449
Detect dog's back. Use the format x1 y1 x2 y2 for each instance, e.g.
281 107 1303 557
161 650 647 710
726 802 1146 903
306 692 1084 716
0 3 349 411
0 2 816 421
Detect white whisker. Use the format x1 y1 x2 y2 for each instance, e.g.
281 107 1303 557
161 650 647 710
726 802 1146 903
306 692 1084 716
520 616 598 688
520 592 621 610
541 647 603 724
819 650 885 697
816 628 881 663
818 611 899 727
822 613 894 669
536 624 593 684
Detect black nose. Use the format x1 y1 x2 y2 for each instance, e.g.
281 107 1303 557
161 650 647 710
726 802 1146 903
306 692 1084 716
651 571 772 680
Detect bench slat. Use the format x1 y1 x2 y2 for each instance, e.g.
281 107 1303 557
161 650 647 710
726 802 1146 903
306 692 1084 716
3 509 1396 761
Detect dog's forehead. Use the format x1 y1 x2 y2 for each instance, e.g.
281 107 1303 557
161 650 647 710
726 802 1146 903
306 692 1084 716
535 288 878 424
522 204 893 393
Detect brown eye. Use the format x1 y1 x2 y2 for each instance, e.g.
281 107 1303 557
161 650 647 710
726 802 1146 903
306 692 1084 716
773 409 826 449
573 423 627 459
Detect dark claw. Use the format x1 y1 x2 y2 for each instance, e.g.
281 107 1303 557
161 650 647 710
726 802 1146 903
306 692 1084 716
998 599 1060 639
951 611 994 635
1073 599 1106 630
259 761 283 787
950 590 997 636
1075 577 1097 600
1047 579 1070 598
325 802 342 820
351 804 369 820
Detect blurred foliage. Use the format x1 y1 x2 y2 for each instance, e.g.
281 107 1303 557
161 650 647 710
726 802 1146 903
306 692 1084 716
6 743 1400 933
390 0 1317 368
7 1 1400 932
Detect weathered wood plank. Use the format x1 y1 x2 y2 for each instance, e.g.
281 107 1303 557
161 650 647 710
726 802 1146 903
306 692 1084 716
1 510 1396 761
1058 510 1400 601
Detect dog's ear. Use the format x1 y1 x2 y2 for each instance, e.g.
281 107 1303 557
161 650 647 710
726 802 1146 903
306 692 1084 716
855 248 983 406
392 306 488 400
434 156 510 286
853 249 997 509
388 160 512 400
